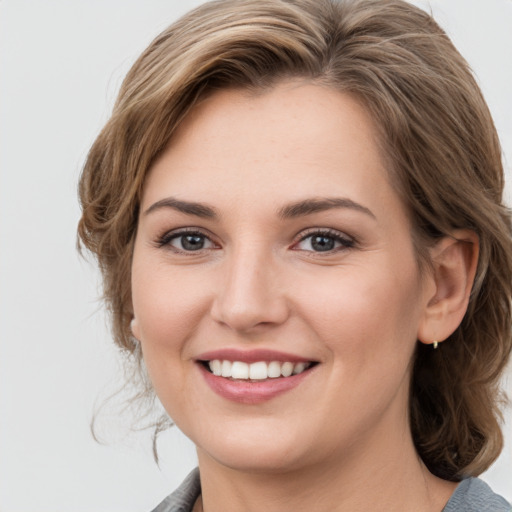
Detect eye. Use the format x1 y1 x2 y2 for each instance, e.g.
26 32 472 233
294 230 354 252
158 230 217 252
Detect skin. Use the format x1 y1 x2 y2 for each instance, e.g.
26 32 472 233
131 81 477 511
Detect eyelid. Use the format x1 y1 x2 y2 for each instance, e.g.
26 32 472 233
155 226 219 250
291 227 355 251
154 226 355 253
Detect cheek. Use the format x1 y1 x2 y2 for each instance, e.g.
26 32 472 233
131 286 197 421
130 257 212 402
297 260 423 363
132 259 209 346
301 264 422 427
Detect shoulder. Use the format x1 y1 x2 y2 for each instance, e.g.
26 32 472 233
150 468 201 512
443 477 511 512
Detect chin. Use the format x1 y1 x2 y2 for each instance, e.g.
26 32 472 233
190 428 305 473
200 444 308 474
192 420 326 474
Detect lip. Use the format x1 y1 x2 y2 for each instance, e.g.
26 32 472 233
196 348 314 364
197 356 317 405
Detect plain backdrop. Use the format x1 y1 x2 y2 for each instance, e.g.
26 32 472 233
0 1 511 511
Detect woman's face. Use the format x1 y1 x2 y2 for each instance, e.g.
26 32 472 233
131 82 434 473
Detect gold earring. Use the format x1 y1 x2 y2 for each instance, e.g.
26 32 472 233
433 341 439 349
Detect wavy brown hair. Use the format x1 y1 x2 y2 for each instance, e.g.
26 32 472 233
78 0 512 479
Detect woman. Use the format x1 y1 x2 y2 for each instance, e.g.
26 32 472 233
78 0 512 510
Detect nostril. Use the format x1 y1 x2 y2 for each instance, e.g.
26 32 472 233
209 261 290 331
210 295 290 332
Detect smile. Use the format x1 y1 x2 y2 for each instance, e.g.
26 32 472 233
206 360 312 380
197 351 318 404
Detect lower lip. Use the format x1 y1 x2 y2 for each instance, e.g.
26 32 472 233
198 364 315 404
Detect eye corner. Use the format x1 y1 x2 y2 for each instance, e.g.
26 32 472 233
291 228 355 254
154 227 220 254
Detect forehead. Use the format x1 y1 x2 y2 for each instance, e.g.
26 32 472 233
142 81 400 220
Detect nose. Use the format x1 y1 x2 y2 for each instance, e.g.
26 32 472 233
210 245 290 333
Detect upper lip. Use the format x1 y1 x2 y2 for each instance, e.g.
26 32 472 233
196 348 316 364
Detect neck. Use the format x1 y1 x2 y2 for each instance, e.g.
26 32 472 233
195 423 456 512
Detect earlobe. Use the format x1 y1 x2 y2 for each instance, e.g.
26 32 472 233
130 317 141 341
417 230 479 346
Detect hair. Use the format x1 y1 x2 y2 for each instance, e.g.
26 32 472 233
78 0 512 480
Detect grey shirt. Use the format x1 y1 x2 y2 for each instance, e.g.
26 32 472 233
151 468 511 512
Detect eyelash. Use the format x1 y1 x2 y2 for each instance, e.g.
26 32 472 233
292 228 355 253
155 227 355 254
155 228 217 253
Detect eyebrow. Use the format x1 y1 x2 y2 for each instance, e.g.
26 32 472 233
278 197 376 220
144 197 217 218
143 196 375 221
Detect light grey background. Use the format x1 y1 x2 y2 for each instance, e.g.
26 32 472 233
0 1 511 511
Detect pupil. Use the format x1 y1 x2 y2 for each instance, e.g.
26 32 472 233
312 235 334 251
182 234 204 250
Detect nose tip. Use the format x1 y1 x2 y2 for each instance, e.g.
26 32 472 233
210 258 289 333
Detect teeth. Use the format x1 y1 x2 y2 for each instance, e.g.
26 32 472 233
281 362 293 377
210 359 222 376
249 361 268 380
268 361 281 378
231 361 249 379
293 362 306 375
221 360 232 377
207 360 311 380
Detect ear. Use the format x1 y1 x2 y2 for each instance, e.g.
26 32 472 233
417 230 479 347
130 317 141 341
